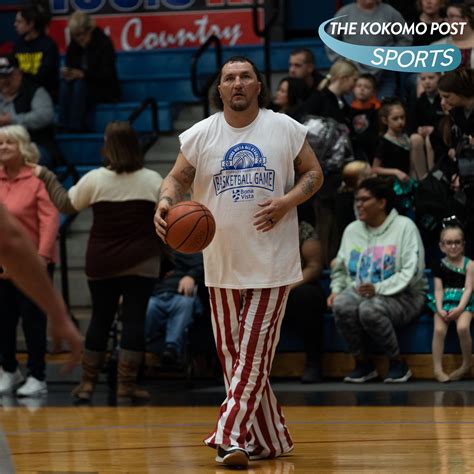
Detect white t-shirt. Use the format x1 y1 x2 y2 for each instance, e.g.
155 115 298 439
179 108 307 289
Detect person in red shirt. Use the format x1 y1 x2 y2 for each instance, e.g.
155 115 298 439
0 124 59 397
0 202 80 364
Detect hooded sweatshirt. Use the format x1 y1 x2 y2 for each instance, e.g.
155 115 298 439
330 208 427 296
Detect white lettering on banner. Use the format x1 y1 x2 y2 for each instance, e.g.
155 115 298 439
121 15 242 50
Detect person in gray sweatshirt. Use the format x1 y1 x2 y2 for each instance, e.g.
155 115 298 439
325 0 412 98
327 177 427 383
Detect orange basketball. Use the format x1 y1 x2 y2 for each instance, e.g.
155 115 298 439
165 201 216 253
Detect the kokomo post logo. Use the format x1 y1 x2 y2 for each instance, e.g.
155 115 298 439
319 16 462 72
213 143 275 202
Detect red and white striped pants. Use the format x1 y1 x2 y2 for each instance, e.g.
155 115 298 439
204 286 294 459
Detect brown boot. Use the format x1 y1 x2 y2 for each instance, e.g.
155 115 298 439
117 350 150 400
71 350 106 401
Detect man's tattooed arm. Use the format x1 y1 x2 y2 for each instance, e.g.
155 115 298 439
292 139 323 200
158 155 196 206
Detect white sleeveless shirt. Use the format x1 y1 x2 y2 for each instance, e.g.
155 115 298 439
179 108 308 289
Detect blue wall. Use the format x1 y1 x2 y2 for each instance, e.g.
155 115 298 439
1 1 340 46
285 0 336 35
0 1 23 44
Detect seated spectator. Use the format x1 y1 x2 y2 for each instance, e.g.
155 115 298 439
280 201 327 383
326 0 412 98
327 177 427 383
272 76 310 119
409 72 443 179
288 47 324 92
34 121 163 401
0 54 58 167
429 221 473 382
145 250 204 366
372 98 417 215
0 124 59 397
412 0 447 46
401 0 447 114
13 1 59 103
59 11 120 132
293 59 358 125
431 3 474 70
350 73 381 163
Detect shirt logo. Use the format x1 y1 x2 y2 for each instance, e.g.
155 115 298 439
213 143 275 201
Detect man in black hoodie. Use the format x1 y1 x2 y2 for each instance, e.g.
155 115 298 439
13 2 60 103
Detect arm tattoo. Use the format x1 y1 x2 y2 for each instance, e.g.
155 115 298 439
158 175 186 205
180 165 196 185
159 196 174 206
301 171 318 196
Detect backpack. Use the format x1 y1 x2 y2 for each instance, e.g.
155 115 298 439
414 163 465 234
303 116 354 173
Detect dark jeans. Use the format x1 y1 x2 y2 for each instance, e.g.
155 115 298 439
145 292 201 355
58 78 93 131
0 264 54 381
86 276 156 353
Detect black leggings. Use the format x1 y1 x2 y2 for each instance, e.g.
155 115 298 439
86 276 156 352
0 265 54 380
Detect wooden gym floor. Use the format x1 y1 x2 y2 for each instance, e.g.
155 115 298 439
3 377 474 473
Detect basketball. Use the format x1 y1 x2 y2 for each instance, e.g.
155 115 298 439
165 200 216 253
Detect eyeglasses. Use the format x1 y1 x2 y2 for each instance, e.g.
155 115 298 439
442 239 463 247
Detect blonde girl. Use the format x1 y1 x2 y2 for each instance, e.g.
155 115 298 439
318 59 359 97
430 223 474 382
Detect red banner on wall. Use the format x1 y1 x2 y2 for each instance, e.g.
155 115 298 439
49 9 263 52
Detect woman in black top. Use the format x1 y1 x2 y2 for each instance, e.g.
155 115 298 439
438 68 474 256
272 76 310 120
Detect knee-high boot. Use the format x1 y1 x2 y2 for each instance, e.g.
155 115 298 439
117 349 150 400
71 349 106 400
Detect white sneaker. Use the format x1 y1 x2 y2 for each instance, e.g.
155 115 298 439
16 376 47 397
0 369 24 394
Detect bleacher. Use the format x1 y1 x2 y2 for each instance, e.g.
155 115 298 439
271 269 474 380
55 39 330 163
